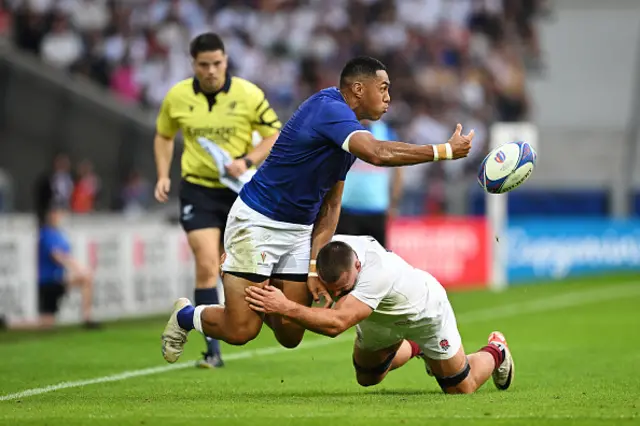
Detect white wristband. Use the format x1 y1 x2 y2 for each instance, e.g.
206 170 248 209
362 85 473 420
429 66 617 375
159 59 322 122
309 260 317 266
308 272 318 278
432 145 439 161
445 143 453 160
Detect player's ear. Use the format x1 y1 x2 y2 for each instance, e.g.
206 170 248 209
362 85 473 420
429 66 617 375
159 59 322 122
352 81 364 98
355 259 362 272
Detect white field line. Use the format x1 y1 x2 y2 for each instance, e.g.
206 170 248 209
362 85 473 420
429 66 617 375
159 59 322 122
1 282 638 402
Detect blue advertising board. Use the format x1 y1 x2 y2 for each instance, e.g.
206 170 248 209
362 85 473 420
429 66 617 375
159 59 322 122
507 218 640 283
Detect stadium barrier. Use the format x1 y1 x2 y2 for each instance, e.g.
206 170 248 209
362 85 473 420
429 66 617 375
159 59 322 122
389 216 640 288
506 218 640 283
0 215 202 324
2 215 640 324
388 217 491 290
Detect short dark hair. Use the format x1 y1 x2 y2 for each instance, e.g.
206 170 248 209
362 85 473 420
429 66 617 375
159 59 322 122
190 32 225 58
316 241 355 283
339 56 387 88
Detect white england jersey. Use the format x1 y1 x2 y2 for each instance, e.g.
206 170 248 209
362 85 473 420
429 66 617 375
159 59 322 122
332 235 445 327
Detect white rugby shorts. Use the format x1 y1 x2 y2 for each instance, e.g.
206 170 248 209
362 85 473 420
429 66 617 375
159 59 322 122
355 281 462 360
221 198 312 277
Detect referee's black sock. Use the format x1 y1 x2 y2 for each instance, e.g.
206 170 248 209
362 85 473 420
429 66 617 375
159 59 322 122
194 288 221 357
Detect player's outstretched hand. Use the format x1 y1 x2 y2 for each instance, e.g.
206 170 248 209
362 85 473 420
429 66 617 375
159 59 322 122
225 159 248 179
154 178 171 203
307 276 333 308
245 285 289 315
448 124 474 159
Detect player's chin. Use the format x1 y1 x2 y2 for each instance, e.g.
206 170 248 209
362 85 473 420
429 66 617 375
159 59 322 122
367 110 386 121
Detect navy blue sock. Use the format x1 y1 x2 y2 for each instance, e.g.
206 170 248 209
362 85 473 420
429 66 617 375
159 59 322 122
195 288 221 356
176 305 195 331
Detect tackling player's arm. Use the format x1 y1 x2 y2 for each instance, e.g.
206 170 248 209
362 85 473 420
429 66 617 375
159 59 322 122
308 181 344 307
154 91 179 202
245 286 372 337
347 123 474 167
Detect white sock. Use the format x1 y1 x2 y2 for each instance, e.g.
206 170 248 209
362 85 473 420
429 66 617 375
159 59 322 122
193 305 207 334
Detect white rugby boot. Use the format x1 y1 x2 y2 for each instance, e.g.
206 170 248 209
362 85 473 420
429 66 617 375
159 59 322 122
488 331 514 390
161 298 192 363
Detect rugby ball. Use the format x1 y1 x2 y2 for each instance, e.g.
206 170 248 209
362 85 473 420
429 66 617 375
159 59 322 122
478 141 537 194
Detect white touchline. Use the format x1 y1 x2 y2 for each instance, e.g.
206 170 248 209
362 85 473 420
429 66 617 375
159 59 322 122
1 282 638 402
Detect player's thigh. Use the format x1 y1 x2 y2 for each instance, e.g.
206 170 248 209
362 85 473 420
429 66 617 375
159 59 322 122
221 271 268 336
222 199 304 277
410 285 468 392
352 326 403 384
270 277 312 306
353 322 404 368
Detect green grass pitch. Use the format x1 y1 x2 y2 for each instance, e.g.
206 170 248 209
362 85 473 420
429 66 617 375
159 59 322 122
1 274 639 426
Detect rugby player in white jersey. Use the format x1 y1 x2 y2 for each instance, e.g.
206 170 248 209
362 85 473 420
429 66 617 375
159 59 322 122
245 235 514 394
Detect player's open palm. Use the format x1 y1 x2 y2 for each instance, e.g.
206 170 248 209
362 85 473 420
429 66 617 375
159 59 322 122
154 178 171 203
245 285 289 315
448 124 474 159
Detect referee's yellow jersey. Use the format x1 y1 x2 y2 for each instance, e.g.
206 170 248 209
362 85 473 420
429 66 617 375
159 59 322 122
156 74 282 188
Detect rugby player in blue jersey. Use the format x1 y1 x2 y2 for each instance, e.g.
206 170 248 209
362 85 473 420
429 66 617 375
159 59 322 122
161 56 474 361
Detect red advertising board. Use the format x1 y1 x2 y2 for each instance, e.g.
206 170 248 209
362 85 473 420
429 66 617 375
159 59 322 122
388 217 490 289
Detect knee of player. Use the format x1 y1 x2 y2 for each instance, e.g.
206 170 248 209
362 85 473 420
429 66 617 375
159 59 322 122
226 325 259 346
441 384 477 395
276 335 303 349
355 373 382 387
435 357 476 394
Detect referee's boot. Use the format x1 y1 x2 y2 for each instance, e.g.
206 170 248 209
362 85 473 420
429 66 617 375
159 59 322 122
196 352 224 369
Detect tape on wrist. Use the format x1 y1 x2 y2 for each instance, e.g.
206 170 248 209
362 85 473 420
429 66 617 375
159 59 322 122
308 272 319 278
432 145 439 161
445 143 453 160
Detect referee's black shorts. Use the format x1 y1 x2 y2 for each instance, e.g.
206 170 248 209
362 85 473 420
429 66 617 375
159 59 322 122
336 210 388 248
179 180 238 234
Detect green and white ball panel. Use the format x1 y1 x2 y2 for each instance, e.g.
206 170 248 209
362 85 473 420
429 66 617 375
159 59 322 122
478 141 537 194
484 143 521 181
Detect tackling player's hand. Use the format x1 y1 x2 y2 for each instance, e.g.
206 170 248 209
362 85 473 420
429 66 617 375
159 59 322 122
154 178 171 202
225 159 248 179
307 276 333 308
245 285 289 315
448 124 474 159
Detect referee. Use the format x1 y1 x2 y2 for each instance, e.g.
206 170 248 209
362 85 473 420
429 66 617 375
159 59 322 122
154 33 281 368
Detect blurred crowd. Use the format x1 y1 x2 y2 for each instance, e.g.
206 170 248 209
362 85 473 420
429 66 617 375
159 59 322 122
34 153 151 216
2 0 549 215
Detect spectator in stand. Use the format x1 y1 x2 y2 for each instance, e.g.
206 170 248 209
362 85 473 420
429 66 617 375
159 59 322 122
8 0 546 215
35 153 74 213
70 159 100 214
